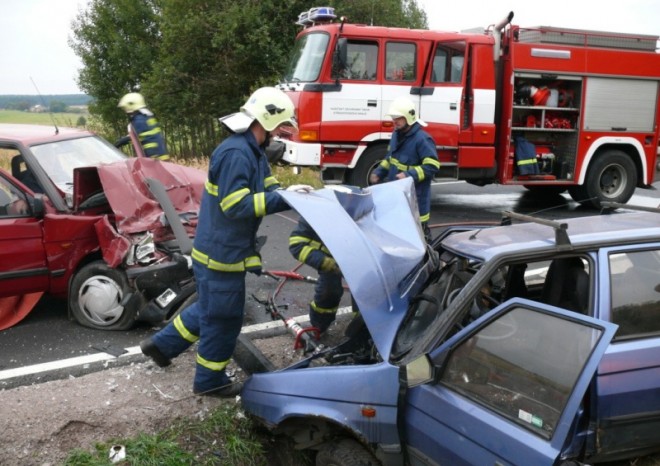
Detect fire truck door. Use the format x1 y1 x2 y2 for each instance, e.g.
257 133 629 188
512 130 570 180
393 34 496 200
419 40 467 147
320 40 381 142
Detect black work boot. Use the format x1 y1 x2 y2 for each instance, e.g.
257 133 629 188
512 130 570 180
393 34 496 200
139 338 171 368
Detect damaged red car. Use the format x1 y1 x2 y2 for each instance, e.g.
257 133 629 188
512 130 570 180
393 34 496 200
0 124 204 331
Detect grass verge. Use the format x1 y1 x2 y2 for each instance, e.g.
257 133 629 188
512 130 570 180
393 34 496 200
62 403 313 466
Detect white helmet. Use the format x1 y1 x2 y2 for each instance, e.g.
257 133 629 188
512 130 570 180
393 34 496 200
118 92 146 113
219 87 298 133
386 96 426 126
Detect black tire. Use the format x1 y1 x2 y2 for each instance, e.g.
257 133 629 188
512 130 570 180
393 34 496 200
572 150 637 208
70 261 136 330
316 438 380 466
346 144 388 187
567 184 589 206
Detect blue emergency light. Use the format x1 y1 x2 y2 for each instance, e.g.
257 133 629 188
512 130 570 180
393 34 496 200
296 7 336 27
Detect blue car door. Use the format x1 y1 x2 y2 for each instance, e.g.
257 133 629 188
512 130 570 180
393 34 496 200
403 298 617 466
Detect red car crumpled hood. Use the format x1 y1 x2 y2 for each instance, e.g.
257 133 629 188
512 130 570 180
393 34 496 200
95 157 205 239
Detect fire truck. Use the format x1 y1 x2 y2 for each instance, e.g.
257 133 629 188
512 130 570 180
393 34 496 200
275 7 660 207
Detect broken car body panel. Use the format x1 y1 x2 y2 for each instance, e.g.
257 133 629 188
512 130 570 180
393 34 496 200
279 177 427 359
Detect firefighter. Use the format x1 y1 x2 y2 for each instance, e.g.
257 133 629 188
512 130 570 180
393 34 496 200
140 87 298 397
289 217 343 334
117 92 170 160
369 96 440 240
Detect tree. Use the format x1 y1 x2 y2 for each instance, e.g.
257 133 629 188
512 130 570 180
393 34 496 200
70 0 162 138
70 0 428 158
50 101 68 113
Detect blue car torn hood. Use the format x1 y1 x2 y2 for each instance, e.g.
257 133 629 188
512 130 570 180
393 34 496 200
279 177 427 359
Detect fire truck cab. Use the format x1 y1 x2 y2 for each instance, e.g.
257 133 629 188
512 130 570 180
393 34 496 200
276 8 660 207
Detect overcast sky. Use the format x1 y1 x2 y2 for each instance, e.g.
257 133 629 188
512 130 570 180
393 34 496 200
1 0 658 95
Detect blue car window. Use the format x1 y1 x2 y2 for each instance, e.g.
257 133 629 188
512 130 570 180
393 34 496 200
440 307 604 439
609 250 660 339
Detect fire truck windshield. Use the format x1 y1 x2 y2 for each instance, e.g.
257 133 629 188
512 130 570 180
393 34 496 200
283 32 329 83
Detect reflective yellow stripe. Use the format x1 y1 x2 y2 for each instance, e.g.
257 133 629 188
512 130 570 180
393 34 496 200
414 166 424 181
174 315 198 343
245 256 261 268
378 159 390 169
208 259 245 272
423 157 441 169
264 176 278 189
289 235 309 246
290 236 330 262
517 159 537 166
391 158 409 171
420 213 430 223
196 353 230 372
143 142 158 149
298 245 315 263
253 192 266 217
221 187 249 211
140 127 161 137
192 248 262 272
205 180 218 196
311 301 338 314
155 154 170 161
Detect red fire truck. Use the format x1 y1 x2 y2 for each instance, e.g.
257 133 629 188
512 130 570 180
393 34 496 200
275 7 660 207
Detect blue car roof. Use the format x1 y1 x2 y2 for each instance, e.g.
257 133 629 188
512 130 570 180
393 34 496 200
441 211 660 261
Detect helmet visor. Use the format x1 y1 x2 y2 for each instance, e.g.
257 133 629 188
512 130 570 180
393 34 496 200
218 111 255 133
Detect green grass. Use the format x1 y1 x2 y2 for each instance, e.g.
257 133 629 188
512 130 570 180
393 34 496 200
0 109 88 127
61 403 312 466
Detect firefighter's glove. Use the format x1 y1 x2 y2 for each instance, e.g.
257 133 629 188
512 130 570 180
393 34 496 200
286 184 314 193
320 257 340 274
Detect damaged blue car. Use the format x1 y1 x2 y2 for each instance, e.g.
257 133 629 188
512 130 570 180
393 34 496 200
240 178 660 466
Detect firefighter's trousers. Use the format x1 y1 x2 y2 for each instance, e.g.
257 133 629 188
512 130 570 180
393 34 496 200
309 270 344 332
152 263 245 392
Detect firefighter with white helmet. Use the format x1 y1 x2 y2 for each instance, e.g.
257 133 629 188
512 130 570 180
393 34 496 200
370 96 440 240
117 92 170 160
140 87 299 397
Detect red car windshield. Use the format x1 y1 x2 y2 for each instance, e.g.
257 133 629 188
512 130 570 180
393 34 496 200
30 136 126 192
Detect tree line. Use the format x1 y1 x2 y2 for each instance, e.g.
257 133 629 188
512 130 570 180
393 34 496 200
0 95 91 112
70 0 427 159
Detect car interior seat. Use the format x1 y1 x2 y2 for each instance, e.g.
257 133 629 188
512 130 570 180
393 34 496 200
541 257 589 313
11 154 43 193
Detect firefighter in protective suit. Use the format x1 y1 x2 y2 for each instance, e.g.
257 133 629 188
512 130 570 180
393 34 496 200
117 92 170 160
369 97 440 240
289 217 343 334
140 87 299 397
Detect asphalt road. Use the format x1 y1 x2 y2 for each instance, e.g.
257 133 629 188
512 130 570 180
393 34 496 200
2 181 659 384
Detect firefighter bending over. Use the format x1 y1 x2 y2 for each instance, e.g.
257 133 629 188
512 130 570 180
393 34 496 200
289 217 344 334
369 97 440 240
117 92 170 160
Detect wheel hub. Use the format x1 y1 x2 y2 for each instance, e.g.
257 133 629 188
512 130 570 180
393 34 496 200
77 275 124 325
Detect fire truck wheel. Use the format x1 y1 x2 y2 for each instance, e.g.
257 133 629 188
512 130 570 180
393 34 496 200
70 261 136 330
346 144 388 187
578 150 637 208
